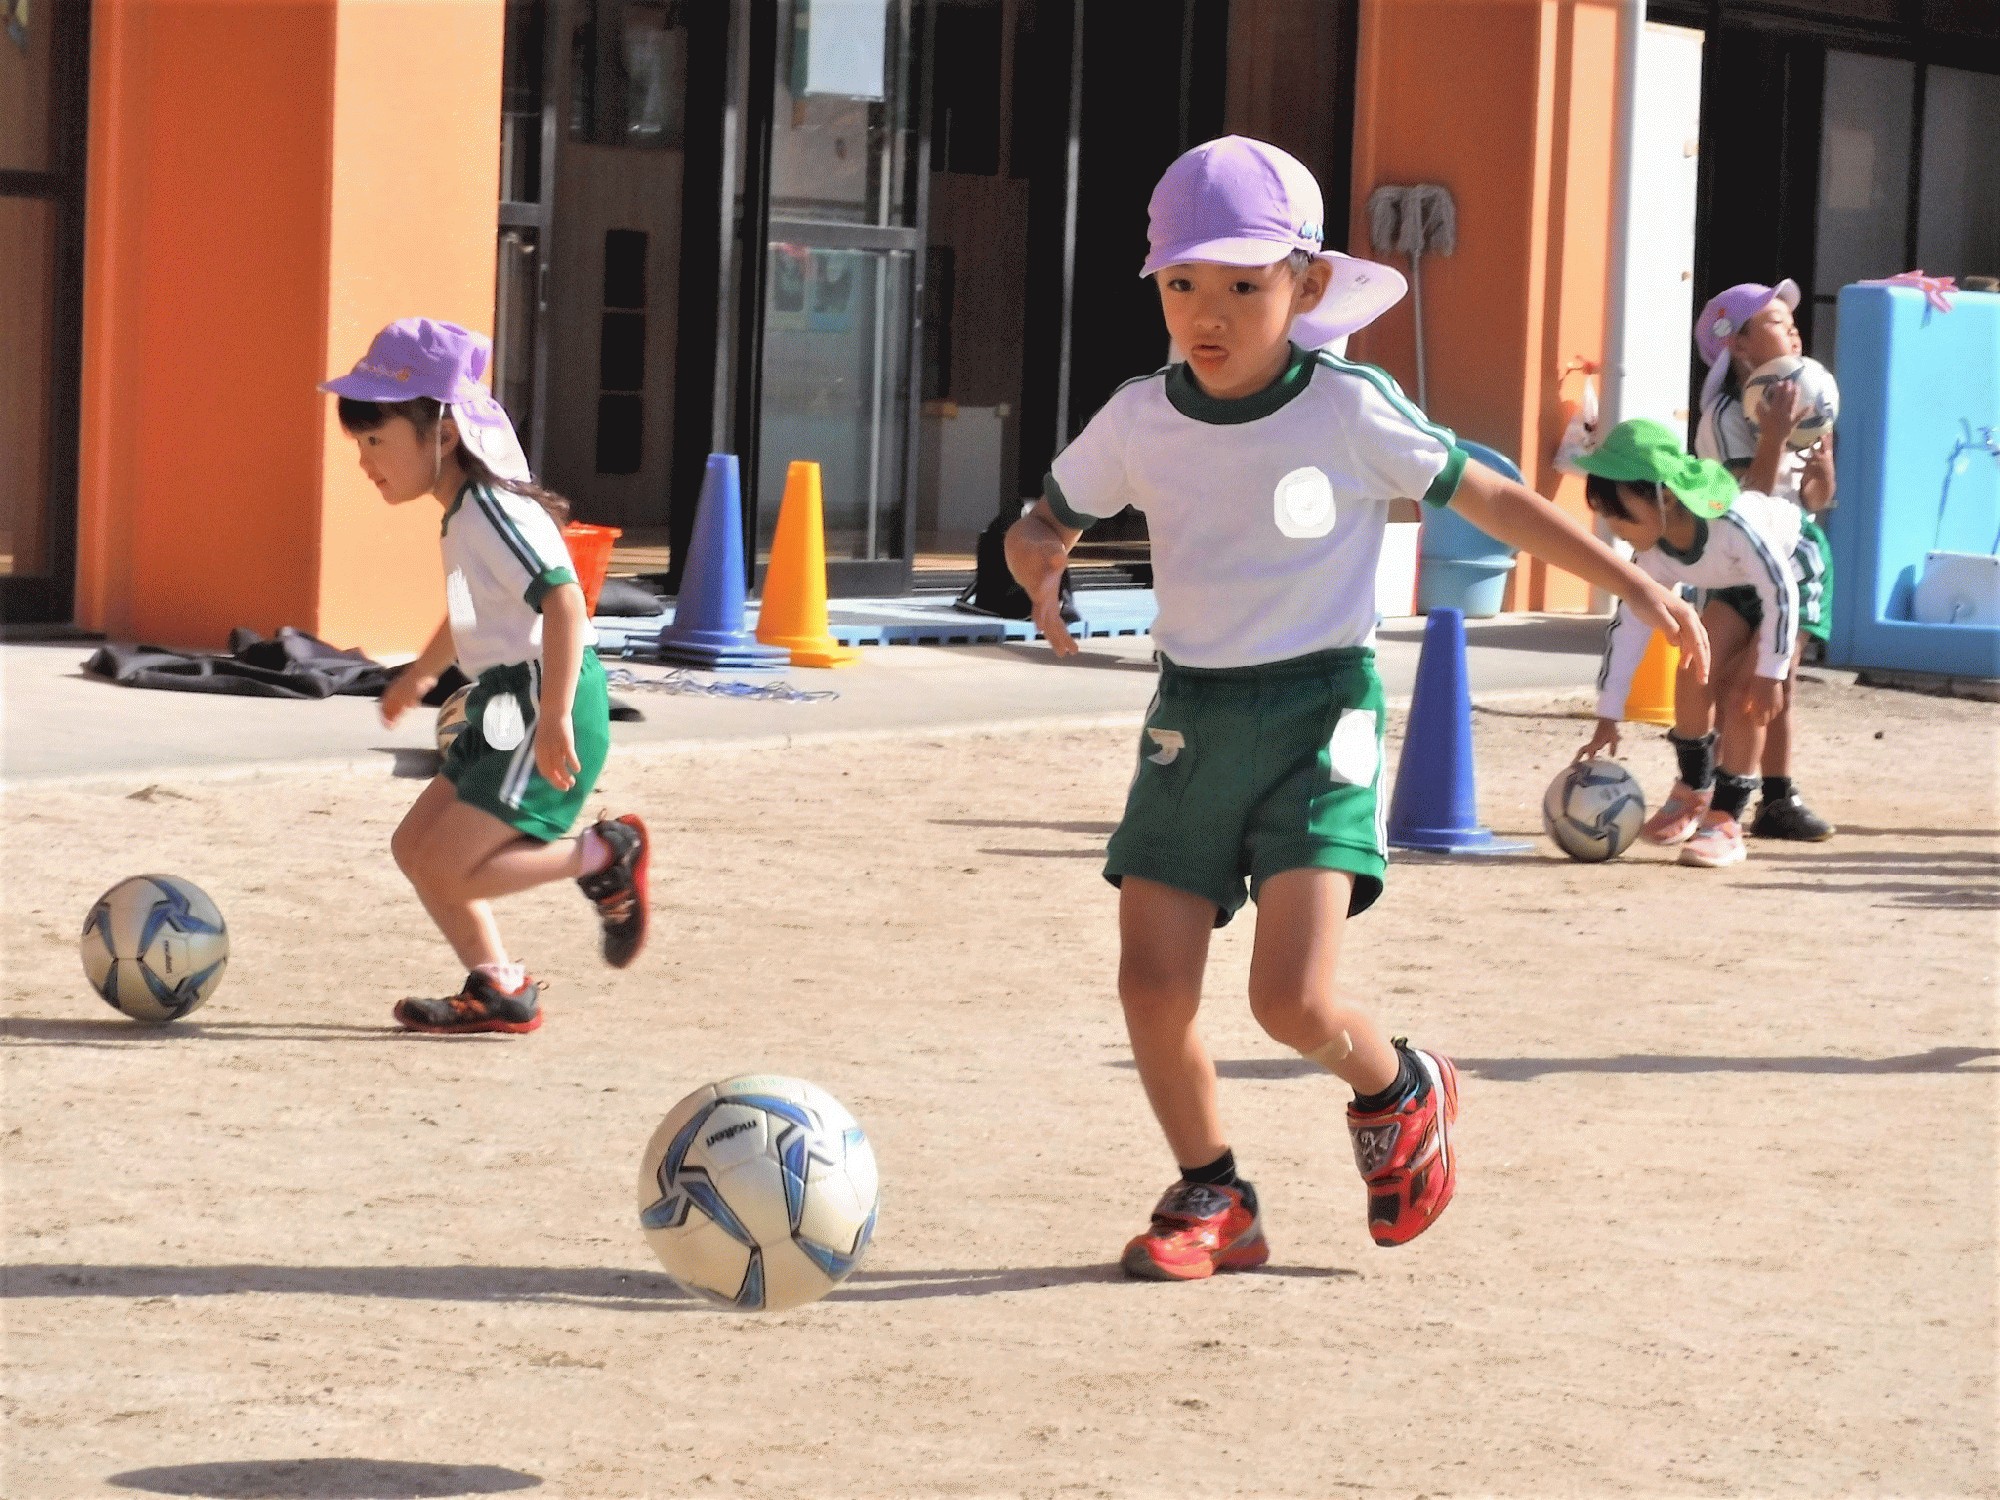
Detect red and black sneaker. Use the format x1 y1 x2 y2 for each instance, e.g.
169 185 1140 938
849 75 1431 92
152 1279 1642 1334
393 971 543 1035
577 814 650 969
1120 1179 1269 1281
1347 1040 1459 1247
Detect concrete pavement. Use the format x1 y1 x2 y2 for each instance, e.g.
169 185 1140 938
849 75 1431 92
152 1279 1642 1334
0 612 1609 786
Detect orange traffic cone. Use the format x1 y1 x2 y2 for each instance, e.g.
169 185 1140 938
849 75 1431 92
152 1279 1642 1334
756 461 860 668
1626 629 1679 726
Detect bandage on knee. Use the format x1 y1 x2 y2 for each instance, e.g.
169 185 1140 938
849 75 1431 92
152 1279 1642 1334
1303 1031 1354 1071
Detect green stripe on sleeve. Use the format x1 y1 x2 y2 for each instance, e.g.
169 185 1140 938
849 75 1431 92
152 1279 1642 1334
525 566 578 610
1044 474 1095 532
1423 445 1471 508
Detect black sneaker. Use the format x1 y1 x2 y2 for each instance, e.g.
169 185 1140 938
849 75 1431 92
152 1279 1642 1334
1749 795 1835 842
394 972 543 1034
577 814 650 968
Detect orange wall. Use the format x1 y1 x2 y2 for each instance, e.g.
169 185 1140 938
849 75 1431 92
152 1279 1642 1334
77 0 502 656
1348 0 1625 613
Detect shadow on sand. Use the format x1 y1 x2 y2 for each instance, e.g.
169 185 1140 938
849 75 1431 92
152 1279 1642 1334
108 1459 540 1499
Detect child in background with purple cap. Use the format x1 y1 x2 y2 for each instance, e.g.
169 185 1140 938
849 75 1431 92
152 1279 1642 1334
321 318 651 1035
1007 136 1711 1277
1688 282 1836 842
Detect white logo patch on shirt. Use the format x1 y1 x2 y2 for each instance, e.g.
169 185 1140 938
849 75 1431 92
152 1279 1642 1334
1327 708 1378 786
1273 465 1337 539
1145 728 1186 766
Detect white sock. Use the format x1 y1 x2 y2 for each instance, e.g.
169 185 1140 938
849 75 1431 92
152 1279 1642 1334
474 961 527 994
578 827 614 877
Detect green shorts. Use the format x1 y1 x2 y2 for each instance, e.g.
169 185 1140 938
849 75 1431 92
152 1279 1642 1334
1706 520 1832 643
441 651 610 842
1104 647 1388 926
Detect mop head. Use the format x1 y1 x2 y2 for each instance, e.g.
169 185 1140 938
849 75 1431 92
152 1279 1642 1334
1367 185 1458 259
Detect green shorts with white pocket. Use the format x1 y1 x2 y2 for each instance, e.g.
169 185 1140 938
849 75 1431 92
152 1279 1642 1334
442 650 610 842
1104 648 1388 926
1705 520 1831 644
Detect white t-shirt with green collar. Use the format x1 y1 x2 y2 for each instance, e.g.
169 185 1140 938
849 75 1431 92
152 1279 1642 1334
1046 345 1467 669
441 479 596 678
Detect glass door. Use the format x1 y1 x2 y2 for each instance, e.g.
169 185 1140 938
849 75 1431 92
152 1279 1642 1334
0 0 89 624
747 0 926 595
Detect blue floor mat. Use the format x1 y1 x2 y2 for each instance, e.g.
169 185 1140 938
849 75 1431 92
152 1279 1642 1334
594 589 1157 656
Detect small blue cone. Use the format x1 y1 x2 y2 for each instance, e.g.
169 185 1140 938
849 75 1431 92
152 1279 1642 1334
655 454 790 671
1386 608 1530 854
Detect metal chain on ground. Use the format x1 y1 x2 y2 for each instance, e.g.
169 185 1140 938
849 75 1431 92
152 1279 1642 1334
603 664 839 703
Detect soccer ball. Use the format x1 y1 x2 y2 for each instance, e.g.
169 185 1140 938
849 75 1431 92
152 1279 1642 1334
1744 354 1839 451
637 1074 879 1312
435 685 473 756
80 875 230 1022
1543 759 1646 862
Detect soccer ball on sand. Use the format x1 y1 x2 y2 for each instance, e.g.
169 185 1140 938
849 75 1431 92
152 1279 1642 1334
638 1074 879 1312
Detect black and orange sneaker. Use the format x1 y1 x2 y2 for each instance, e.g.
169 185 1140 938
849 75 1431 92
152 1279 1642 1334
1120 1180 1269 1281
1347 1040 1459 1247
393 971 543 1035
577 814 650 969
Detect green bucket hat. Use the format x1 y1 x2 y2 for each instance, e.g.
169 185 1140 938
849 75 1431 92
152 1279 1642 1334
1573 418 1738 519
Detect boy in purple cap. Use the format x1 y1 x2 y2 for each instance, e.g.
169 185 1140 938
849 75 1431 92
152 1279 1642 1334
1007 136 1709 1275
322 318 651 1034
1689 281 1836 842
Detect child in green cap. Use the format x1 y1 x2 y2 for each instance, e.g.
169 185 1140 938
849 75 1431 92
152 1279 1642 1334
1574 418 1816 868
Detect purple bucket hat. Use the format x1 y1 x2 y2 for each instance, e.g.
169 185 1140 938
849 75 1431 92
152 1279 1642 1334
321 318 532 483
1694 280 1800 408
1141 136 1407 348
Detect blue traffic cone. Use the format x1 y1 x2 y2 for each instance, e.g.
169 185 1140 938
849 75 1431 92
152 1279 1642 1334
1386 608 1529 854
655 454 791 671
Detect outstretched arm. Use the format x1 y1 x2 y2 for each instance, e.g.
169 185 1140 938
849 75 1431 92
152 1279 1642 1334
1005 500 1084 658
1446 461 1711 684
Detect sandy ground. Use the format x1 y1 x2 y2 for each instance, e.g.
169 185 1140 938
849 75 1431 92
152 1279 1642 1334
3 674 1995 1500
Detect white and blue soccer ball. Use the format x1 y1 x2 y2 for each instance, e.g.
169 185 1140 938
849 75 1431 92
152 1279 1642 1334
434 685 474 756
1543 759 1646 863
638 1074 879 1312
1745 354 1839 451
79 874 229 1022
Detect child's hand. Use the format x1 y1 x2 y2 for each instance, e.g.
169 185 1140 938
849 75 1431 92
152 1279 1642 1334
1575 718 1621 761
380 668 436 728
535 712 581 791
1757 379 1805 442
1741 676 1784 726
1029 571 1079 658
1628 583 1711 685
1801 440 1837 510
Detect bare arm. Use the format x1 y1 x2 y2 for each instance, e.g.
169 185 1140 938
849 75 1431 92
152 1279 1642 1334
1447 461 1711 683
1745 380 1803 496
1799 436 1836 513
533 582 588 790
1005 500 1084 657
379 617 457 727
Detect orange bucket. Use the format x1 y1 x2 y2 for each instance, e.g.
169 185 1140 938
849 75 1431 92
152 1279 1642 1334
563 522 623 616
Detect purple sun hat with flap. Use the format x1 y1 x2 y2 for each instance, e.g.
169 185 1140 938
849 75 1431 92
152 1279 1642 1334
321 318 532 483
1141 136 1407 348
1694 279 1800 409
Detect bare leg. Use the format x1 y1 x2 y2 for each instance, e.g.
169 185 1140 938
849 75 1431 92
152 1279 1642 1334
1759 633 1806 778
1118 877 1227 1169
392 784 557 972
1247 868 1398 1095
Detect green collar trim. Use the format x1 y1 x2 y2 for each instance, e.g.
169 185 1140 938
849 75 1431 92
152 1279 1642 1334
1657 515 1708 564
440 478 482 534
1165 344 1315 424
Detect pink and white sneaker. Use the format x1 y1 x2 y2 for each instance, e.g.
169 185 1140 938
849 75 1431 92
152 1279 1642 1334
1641 781 1712 846
1679 814 1747 868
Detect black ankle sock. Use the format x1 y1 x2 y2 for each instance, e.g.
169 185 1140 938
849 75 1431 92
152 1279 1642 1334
1181 1148 1238 1189
1181 1151 1255 1213
1712 772 1757 821
1351 1050 1418 1114
1761 775 1794 804
1670 731 1718 793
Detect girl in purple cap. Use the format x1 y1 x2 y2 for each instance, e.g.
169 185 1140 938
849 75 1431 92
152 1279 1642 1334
1007 136 1710 1277
1689 281 1836 842
322 318 651 1035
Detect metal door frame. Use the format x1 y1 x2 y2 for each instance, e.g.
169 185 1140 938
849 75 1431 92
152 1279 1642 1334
0 1 91 627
